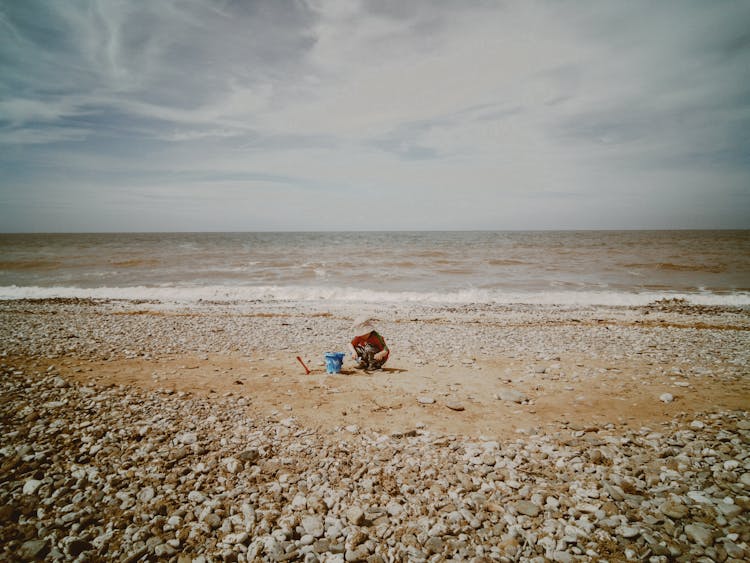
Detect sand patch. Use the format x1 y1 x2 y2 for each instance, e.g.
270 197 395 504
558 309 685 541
13 350 748 440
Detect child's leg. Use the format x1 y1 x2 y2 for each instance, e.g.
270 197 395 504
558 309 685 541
355 344 379 369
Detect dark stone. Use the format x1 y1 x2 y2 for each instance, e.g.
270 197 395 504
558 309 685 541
239 449 260 463
0 504 16 523
68 538 93 556
170 446 190 461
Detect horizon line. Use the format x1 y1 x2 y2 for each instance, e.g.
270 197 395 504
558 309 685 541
1 228 750 235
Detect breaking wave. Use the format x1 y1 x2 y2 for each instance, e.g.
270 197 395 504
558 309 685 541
1 285 749 306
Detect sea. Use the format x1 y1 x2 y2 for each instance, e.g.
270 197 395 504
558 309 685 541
0 231 749 306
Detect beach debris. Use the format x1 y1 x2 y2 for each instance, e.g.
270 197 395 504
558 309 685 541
296 356 311 374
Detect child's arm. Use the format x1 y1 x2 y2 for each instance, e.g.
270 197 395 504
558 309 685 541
374 332 389 360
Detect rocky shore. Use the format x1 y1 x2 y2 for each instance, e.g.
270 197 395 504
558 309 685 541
1 298 749 561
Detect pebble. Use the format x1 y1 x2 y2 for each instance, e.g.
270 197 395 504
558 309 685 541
0 299 748 562
22 479 42 495
137 486 155 503
302 515 325 538
223 457 241 473
684 523 715 546
175 431 198 445
204 513 221 529
659 393 674 403
187 491 206 504
514 500 541 517
495 389 528 403
386 501 404 517
417 396 435 404
18 540 48 561
346 506 366 526
618 525 640 538
660 501 689 519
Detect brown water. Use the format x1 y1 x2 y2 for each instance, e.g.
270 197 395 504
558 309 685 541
0 231 748 304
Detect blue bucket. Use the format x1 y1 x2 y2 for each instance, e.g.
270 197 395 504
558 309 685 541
325 352 345 374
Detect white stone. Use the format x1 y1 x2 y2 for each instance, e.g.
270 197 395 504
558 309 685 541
659 393 673 403
684 523 715 546
418 396 435 404
495 389 528 403
188 491 206 504
223 532 249 545
346 506 365 526
717 501 743 518
43 400 65 408
137 486 155 503
223 457 241 473
23 479 43 495
564 524 588 539
618 526 640 538
551 551 574 563
176 431 197 445
291 494 307 510
386 500 404 517
514 500 540 517
301 515 324 538
687 490 712 504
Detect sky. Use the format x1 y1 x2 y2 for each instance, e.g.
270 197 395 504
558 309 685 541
1 0 749 232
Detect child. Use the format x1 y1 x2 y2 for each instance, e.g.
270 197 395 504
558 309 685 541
348 317 389 370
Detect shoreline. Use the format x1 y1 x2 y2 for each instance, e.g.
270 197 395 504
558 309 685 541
1 298 749 561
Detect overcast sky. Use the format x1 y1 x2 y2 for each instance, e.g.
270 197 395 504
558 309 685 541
1 0 748 232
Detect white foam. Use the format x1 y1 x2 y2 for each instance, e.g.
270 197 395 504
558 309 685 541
1 285 749 306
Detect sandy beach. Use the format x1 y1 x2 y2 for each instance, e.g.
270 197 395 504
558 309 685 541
1 298 749 561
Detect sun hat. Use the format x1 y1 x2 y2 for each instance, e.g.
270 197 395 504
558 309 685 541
351 316 377 336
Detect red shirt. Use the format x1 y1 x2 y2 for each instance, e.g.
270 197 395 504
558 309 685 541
351 331 389 360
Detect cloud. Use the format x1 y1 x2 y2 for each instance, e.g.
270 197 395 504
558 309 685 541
0 0 748 231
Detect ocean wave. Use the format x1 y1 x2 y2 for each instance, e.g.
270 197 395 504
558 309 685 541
0 260 62 270
1 285 749 306
109 259 162 268
623 262 727 274
487 259 527 266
